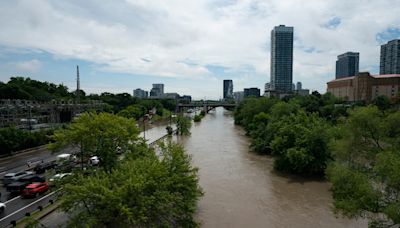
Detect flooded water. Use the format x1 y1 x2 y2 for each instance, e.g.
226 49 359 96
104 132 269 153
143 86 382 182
174 107 367 228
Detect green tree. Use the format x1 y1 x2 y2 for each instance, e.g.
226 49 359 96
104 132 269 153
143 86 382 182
176 115 192 135
117 104 145 120
271 111 332 175
49 112 140 172
327 106 400 227
61 142 202 227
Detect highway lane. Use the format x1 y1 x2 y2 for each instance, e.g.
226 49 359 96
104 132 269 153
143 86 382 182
0 146 78 220
0 120 172 222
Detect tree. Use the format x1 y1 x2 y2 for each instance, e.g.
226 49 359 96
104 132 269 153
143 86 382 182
271 111 332 175
176 115 192 135
61 142 203 227
117 104 145 120
372 95 391 111
327 106 400 227
49 112 140 172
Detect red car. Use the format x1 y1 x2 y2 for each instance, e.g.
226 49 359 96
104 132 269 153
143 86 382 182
22 182 49 198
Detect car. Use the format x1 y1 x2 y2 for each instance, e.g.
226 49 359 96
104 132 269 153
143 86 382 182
89 156 100 166
49 173 72 186
34 161 56 174
6 182 30 195
22 182 49 198
6 175 45 194
26 157 43 168
2 171 34 186
0 202 5 213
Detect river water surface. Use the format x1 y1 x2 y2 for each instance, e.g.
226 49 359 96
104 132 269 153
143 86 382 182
175 107 366 228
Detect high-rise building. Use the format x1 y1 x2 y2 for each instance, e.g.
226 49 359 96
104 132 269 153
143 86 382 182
150 84 164 97
270 25 294 93
244 88 260 97
133 88 148 98
336 52 359 79
296 81 302 90
233 91 244 102
223 80 233 99
380 39 400 75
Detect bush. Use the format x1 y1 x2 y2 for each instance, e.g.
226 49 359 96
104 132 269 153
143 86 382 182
193 115 202 122
0 127 53 155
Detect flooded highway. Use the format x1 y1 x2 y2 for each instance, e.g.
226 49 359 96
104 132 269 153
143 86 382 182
176 107 366 228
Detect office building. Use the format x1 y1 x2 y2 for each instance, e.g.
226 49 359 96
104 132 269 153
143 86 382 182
223 80 233 99
244 88 260 98
233 91 244 102
336 52 359 79
133 88 148 99
327 72 400 103
270 25 294 93
150 83 164 97
164 93 180 100
296 81 302 90
380 39 400 75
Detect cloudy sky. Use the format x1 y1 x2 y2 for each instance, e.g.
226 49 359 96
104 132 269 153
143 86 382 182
0 0 399 99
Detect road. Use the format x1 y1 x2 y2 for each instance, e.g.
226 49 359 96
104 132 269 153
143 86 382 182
0 146 78 222
0 120 173 223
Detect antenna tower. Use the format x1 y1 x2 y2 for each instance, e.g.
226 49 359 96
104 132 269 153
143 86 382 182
76 65 80 104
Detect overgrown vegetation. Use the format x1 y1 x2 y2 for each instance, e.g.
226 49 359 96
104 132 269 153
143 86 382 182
50 113 202 227
176 115 192 135
0 127 53 155
234 92 400 226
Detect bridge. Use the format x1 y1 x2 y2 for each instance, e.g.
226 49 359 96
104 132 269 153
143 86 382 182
177 101 236 113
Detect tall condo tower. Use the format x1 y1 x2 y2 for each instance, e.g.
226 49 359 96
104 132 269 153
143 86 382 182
223 79 233 99
335 52 359 79
270 25 294 93
380 39 400 74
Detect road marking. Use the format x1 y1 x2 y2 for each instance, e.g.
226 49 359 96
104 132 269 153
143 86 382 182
5 196 20 204
0 191 56 222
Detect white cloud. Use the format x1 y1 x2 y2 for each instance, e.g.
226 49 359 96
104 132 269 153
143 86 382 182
0 0 399 98
14 59 42 73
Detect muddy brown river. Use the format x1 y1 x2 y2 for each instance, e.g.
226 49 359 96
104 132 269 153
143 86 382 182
174 107 367 228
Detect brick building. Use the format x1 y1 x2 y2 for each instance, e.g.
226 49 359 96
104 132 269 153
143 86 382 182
327 72 400 103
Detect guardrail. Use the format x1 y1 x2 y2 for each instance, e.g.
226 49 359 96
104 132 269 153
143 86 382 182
0 190 60 227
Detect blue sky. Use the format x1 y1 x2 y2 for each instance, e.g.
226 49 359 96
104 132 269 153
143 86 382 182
0 0 399 99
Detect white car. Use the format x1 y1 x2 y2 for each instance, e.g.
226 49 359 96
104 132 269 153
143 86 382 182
89 156 100 166
0 202 5 213
49 173 72 183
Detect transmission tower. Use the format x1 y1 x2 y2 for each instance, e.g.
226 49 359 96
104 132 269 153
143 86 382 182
76 65 80 104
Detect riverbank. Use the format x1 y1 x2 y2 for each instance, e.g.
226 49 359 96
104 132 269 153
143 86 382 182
177 107 367 228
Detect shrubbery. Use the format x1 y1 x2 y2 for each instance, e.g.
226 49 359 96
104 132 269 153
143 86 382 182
0 127 53 155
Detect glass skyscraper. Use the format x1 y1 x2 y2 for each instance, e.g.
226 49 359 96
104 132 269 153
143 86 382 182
380 39 400 75
335 52 359 79
270 25 293 93
223 80 233 99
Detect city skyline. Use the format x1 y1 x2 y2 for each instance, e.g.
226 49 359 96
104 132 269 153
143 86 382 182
0 1 399 99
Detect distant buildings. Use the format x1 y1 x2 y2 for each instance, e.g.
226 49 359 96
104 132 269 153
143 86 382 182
293 81 309 96
380 39 400 75
150 84 164 97
244 88 260 98
223 80 233 99
270 25 294 94
233 91 244 102
164 93 180 100
133 88 148 98
327 72 400 103
336 52 359 79
296 81 302 90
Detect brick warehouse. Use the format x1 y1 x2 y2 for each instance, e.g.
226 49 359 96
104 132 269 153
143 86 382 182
327 72 400 103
